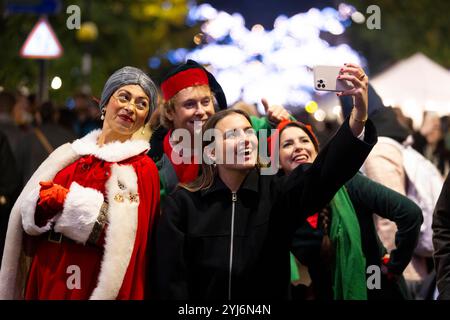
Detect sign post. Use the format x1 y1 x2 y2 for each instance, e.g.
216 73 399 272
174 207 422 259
20 16 63 104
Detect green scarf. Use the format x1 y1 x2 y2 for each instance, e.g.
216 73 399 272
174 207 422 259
290 253 300 282
329 186 367 300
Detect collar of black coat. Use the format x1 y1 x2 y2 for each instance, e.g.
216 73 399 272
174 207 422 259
200 167 259 197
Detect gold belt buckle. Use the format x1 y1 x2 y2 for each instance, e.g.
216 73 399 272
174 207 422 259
48 229 63 244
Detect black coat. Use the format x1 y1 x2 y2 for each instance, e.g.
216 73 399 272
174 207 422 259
154 118 377 300
433 172 450 299
0 131 21 264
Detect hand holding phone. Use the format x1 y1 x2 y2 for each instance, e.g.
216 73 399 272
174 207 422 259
313 63 369 137
313 65 354 92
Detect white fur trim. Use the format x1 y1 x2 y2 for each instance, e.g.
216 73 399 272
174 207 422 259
71 129 150 162
21 186 53 236
54 182 104 245
90 164 139 300
0 143 79 299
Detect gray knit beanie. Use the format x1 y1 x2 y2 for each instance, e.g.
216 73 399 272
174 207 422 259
99 66 158 116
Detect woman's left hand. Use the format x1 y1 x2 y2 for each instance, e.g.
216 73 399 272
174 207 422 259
38 181 69 213
380 254 400 282
336 63 369 136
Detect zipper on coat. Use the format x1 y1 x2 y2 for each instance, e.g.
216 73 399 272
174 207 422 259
228 192 237 300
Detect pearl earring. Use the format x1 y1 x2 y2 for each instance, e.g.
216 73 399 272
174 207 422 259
100 108 105 120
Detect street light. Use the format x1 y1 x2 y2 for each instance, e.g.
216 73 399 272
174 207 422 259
76 21 98 42
51 76 62 90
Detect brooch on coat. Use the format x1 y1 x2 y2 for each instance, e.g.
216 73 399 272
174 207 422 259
113 180 139 203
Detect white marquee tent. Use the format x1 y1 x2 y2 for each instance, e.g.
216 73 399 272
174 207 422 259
371 52 450 128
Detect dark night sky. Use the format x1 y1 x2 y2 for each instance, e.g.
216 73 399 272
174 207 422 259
207 0 335 29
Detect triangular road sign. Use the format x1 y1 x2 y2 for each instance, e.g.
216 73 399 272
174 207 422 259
20 17 63 59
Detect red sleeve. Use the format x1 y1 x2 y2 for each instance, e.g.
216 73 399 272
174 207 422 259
35 160 79 226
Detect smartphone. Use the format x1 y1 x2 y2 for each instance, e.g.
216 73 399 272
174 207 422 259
313 65 354 92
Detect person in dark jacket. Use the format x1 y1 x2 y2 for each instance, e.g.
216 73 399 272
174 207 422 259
154 63 377 300
412 112 449 177
16 101 77 185
271 119 422 299
0 91 27 185
433 173 450 299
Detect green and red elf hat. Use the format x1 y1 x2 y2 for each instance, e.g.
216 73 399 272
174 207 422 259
160 59 228 110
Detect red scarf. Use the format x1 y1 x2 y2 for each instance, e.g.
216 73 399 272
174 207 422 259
307 213 319 229
163 130 200 184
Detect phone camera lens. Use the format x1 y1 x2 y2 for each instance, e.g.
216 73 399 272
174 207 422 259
321 84 326 88
318 80 323 84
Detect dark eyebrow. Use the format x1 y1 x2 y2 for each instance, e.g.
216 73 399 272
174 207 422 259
117 89 149 100
117 89 131 95
223 128 237 138
224 129 235 135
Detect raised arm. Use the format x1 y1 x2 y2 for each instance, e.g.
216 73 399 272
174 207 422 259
337 63 369 137
279 116 377 230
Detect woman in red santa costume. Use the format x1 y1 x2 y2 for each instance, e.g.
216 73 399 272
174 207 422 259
0 66 160 300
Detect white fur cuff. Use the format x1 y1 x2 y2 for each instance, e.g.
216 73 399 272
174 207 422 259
21 186 53 236
55 182 104 245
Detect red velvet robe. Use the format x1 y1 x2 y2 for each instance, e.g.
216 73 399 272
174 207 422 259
0 127 159 300
24 152 159 299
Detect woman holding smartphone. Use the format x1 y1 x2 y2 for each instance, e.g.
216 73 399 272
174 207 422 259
271 119 422 300
154 64 377 300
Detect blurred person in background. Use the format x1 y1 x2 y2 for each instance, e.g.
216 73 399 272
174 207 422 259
16 101 77 185
413 112 450 177
231 100 260 117
433 171 450 299
0 91 26 185
12 91 33 130
73 93 102 137
0 131 21 266
57 106 78 135
392 107 414 132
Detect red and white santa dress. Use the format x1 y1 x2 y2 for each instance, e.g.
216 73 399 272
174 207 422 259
0 129 160 299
